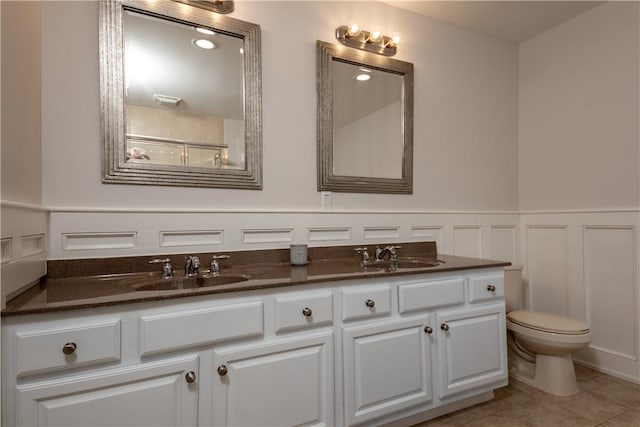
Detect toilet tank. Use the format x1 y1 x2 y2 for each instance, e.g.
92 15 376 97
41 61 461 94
504 265 523 312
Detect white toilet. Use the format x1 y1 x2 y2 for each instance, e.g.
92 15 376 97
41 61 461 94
504 265 591 396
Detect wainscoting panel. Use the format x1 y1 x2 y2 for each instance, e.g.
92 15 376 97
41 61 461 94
452 225 482 258
583 226 637 361
490 226 516 264
522 211 639 383
48 211 520 262
62 232 137 251
0 202 49 308
525 226 569 316
159 230 224 247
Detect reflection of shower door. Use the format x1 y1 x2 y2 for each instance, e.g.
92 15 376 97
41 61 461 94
125 135 226 168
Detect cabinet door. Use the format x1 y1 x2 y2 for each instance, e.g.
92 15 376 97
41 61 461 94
16 356 199 427
212 332 334 426
343 316 433 426
436 304 507 398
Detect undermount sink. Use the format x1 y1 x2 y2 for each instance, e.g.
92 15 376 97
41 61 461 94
133 274 250 291
386 257 444 269
306 257 443 275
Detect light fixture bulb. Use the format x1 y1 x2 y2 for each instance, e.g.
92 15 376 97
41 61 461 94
346 23 361 37
355 74 371 81
193 39 215 50
368 30 383 43
391 33 401 44
195 27 215 35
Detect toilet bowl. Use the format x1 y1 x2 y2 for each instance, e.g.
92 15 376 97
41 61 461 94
504 266 591 396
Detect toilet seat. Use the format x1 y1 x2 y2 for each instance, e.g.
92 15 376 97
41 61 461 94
507 310 590 335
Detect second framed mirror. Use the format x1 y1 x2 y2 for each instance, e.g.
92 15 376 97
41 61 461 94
317 40 413 194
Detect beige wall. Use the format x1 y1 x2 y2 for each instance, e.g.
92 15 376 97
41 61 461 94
518 1 640 212
1 1 42 205
41 1 519 212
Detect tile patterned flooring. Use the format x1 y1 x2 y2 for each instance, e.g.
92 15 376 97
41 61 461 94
413 366 640 426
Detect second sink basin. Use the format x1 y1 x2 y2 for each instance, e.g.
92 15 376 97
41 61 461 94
133 274 250 291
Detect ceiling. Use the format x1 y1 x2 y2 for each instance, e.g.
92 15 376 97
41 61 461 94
382 1 605 43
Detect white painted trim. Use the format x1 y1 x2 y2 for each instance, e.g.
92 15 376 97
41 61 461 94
47 206 522 215
0 200 49 212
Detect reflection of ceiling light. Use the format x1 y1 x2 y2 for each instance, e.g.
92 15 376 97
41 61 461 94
193 39 215 50
195 27 215 35
239 47 244 54
355 74 371 82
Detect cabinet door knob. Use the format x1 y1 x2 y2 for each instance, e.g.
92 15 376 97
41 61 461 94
62 342 77 355
424 326 433 334
365 299 375 308
217 365 228 376
185 371 196 383
302 307 313 317
440 323 450 332
487 284 496 292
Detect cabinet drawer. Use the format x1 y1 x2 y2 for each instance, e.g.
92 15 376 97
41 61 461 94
398 278 464 313
275 292 333 333
342 286 391 321
15 320 121 377
140 301 263 356
468 274 504 303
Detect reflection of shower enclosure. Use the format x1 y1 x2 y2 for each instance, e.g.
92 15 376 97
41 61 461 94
126 134 228 168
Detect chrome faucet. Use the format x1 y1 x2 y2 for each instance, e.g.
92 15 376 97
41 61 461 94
209 254 230 275
185 255 200 277
148 258 173 279
375 245 402 262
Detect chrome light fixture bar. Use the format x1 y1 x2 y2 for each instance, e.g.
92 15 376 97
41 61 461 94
172 0 234 14
335 25 398 57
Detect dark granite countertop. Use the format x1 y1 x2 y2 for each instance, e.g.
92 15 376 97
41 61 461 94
2 242 510 316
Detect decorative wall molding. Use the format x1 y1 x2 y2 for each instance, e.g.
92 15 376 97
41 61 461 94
521 211 640 382
0 202 48 308
62 232 137 251
159 230 224 247
308 227 351 242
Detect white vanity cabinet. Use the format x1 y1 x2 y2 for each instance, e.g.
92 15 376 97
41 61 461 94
2 267 507 427
436 304 507 399
342 316 434 425
15 356 199 427
212 332 334 426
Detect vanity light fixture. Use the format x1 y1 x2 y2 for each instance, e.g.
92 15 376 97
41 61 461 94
335 24 399 56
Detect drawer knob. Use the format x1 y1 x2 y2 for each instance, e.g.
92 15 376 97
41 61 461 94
302 307 313 317
185 371 196 383
217 365 228 376
62 342 77 355
487 284 496 292
440 323 450 332
424 326 433 334
365 299 375 308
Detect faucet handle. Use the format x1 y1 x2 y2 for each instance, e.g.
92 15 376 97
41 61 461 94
148 258 173 278
354 247 370 263
210 254 230 274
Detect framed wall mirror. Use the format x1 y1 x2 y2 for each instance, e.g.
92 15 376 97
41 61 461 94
317 41 413 194
100 0 262 189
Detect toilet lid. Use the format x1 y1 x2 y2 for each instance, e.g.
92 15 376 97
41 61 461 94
507 310 590 334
